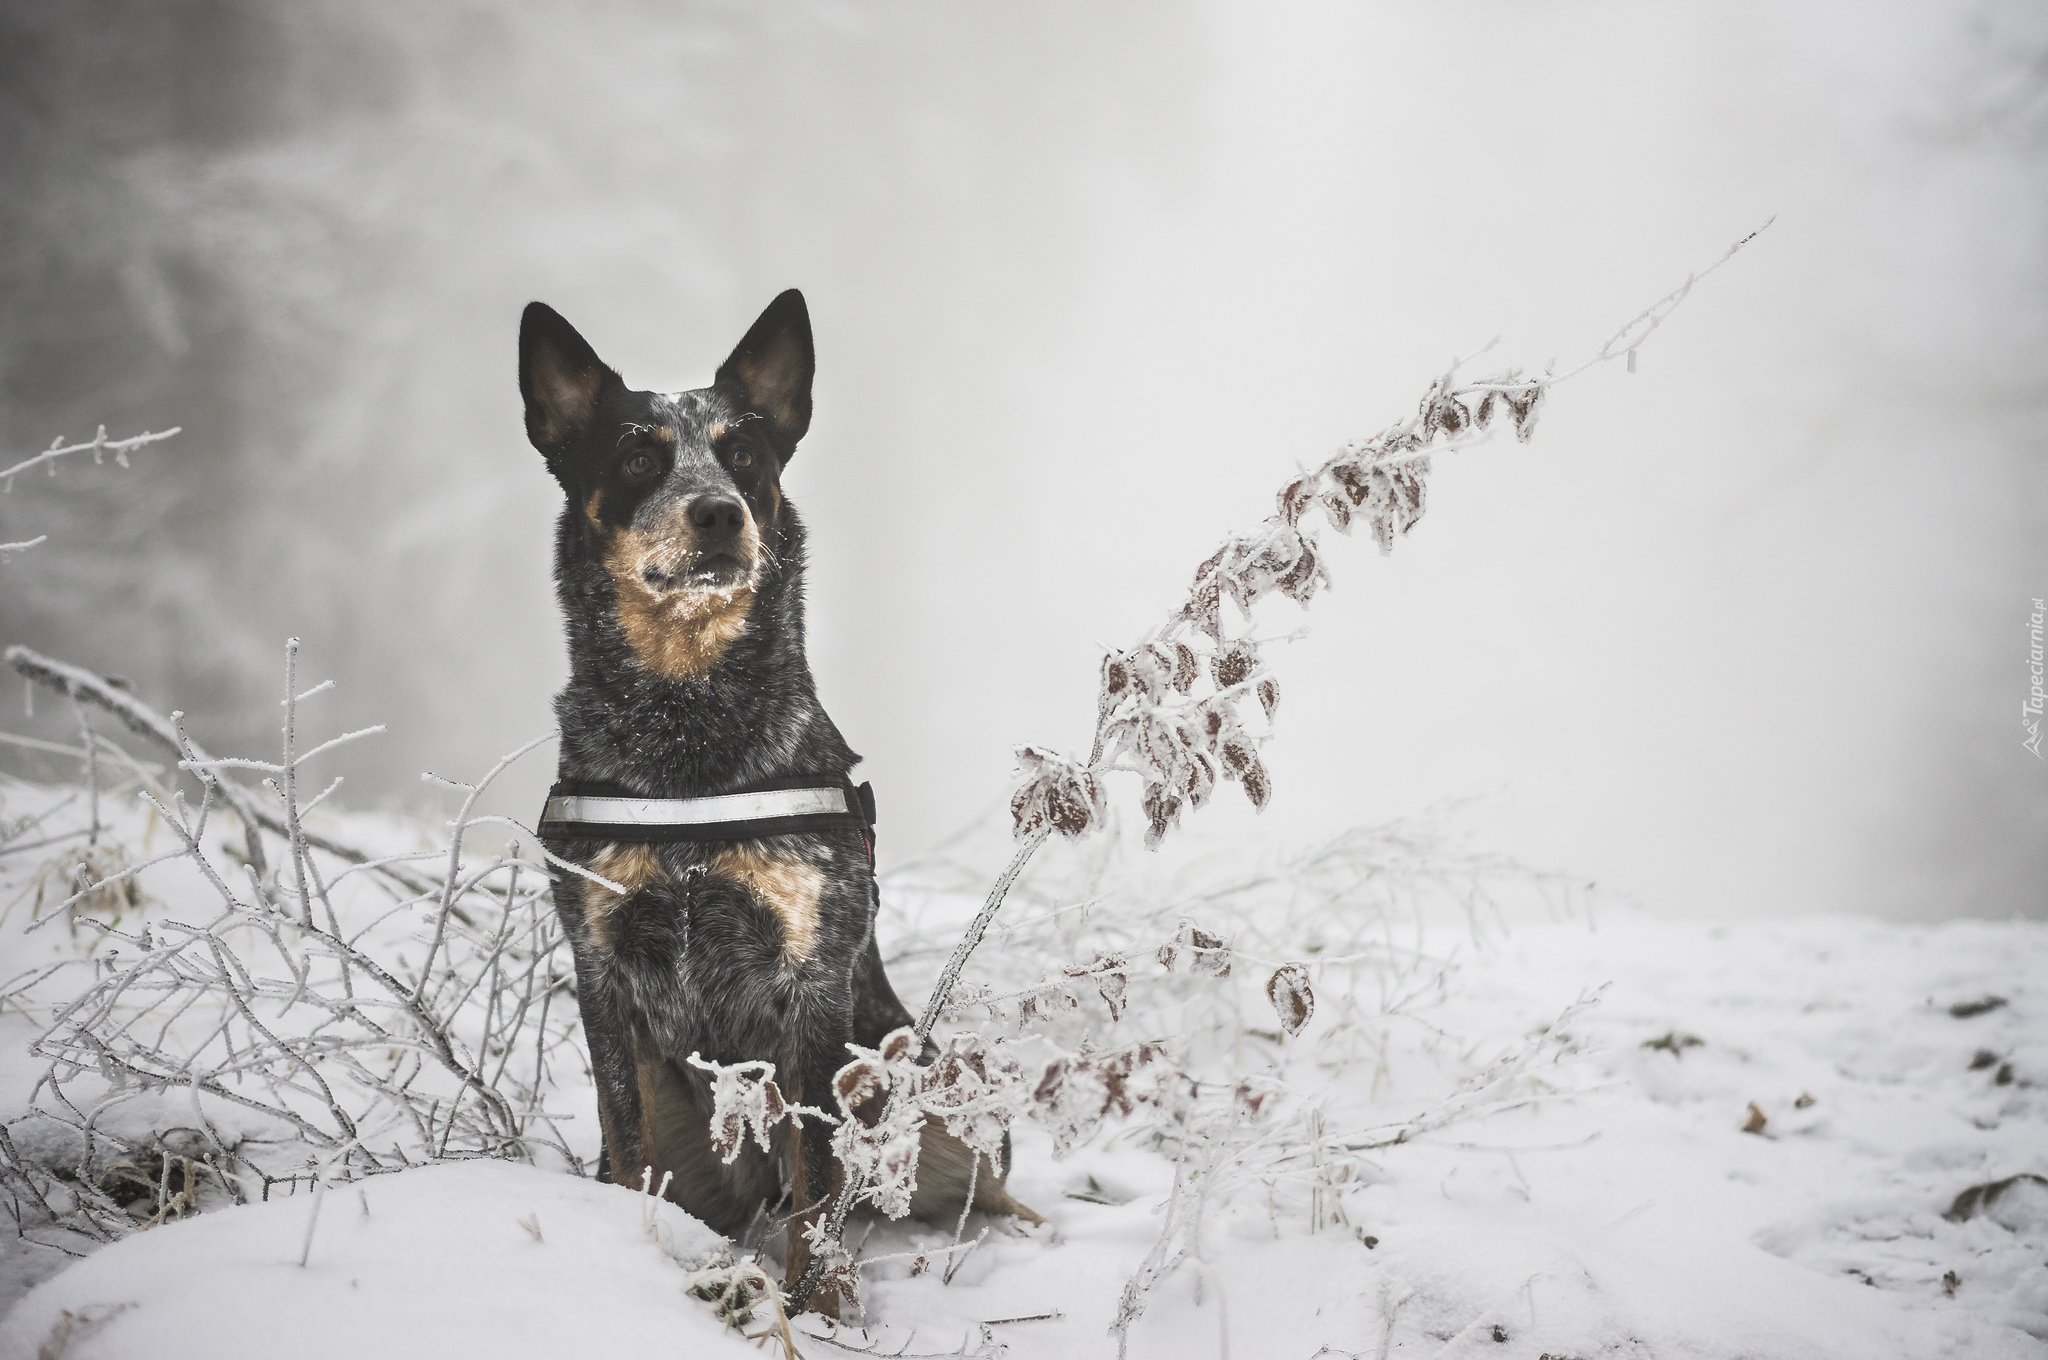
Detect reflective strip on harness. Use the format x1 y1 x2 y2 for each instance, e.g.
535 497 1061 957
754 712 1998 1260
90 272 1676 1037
538 778 875 861
541 786 849 828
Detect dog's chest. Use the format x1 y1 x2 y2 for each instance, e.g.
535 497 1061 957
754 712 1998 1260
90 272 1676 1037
576 838 844 975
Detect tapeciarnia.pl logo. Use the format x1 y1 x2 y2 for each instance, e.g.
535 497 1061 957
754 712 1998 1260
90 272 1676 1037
2027 596 2045 760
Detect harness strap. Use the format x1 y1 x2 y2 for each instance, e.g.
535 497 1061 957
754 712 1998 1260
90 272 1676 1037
539 774 876 865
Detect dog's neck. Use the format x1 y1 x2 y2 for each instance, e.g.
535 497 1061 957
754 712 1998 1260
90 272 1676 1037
549 502 858 797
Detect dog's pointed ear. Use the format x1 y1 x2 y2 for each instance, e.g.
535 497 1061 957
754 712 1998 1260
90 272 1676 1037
520 302 621 459
715 289 814 453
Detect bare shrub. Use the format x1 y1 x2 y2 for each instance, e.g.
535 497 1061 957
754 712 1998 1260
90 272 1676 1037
0 640 589 1259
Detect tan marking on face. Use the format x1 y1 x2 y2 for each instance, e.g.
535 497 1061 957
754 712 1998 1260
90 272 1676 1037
600 503 765 681
653 425 673 443
705 422 728 443
609 559 756 679
710 842 825 966
584 488 605 527
579 842 665 949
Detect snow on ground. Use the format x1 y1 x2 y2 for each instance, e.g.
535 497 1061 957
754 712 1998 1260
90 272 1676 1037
1 775 2043 1358
0 1160 762 1360
837 914 2048 1360
5 914 2039 1360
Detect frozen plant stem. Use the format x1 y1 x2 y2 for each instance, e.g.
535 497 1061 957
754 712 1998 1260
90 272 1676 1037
942 1154 980 1286
915 830 1052 1039
298 1176 327 1268
792 828 1055 1307
0 425 181 488
282 639 315 928
1193 1258 1231 1360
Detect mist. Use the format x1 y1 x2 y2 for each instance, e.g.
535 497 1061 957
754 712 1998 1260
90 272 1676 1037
2 0 2042 922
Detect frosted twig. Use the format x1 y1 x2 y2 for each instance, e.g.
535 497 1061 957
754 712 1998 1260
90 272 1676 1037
0 425 181 489
7 647 271 882
1550 219 1772 386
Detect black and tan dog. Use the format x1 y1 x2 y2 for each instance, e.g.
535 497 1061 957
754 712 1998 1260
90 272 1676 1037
520 291 1036 1309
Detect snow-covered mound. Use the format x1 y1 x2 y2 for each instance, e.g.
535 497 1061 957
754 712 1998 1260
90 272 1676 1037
0 1160 758 1360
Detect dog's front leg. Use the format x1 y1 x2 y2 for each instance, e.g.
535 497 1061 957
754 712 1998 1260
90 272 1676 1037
782 988 855 1318
579 971 646 1185
549 871 648 1186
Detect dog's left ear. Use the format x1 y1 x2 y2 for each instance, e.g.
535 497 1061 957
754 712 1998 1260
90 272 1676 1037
715 289 814 455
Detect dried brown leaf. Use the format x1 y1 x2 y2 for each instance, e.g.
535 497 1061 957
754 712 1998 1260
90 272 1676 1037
834 1058 883 1115
1266 963 1314 1036
1212 639 1260 691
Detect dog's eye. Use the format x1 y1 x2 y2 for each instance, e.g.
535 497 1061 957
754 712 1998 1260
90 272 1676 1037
731 448 753 469
624 453 657 478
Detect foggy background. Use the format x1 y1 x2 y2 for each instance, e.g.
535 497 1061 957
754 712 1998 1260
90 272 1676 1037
2 0 2043 922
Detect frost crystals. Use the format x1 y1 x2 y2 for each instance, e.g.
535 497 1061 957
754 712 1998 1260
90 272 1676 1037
685 1053 836 1164
827 1028 1024 1221
1009 746 1106 840
1265 964 1315 1036
1029 1042 1190 1159
1009 353 1551 853
1157 922 1232 978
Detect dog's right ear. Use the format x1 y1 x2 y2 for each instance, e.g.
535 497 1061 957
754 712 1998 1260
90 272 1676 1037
715 289 814 453
519 303 621 461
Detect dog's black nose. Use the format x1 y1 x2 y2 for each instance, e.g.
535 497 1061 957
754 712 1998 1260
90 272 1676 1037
689 495 745 541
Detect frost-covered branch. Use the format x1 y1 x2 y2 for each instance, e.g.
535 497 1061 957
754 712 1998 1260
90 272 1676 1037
4 644 453 896
0 425 181 489
0 425 181 563
0 645 583 1258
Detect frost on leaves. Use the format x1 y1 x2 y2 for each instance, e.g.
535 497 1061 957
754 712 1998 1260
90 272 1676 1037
1157 922 1232 978
1010 746 1105 840
686 1053 834 1165
1256 675 1280 720
1266 964 1315 1036
1211 638 1260 690
1064 952 1130 1022
800 1215 862 1314
1029 1042 1188 1159
918 1031 1025 1172
1009 351 1548 853
829 1034 927 1220
827 1028 1026 1221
